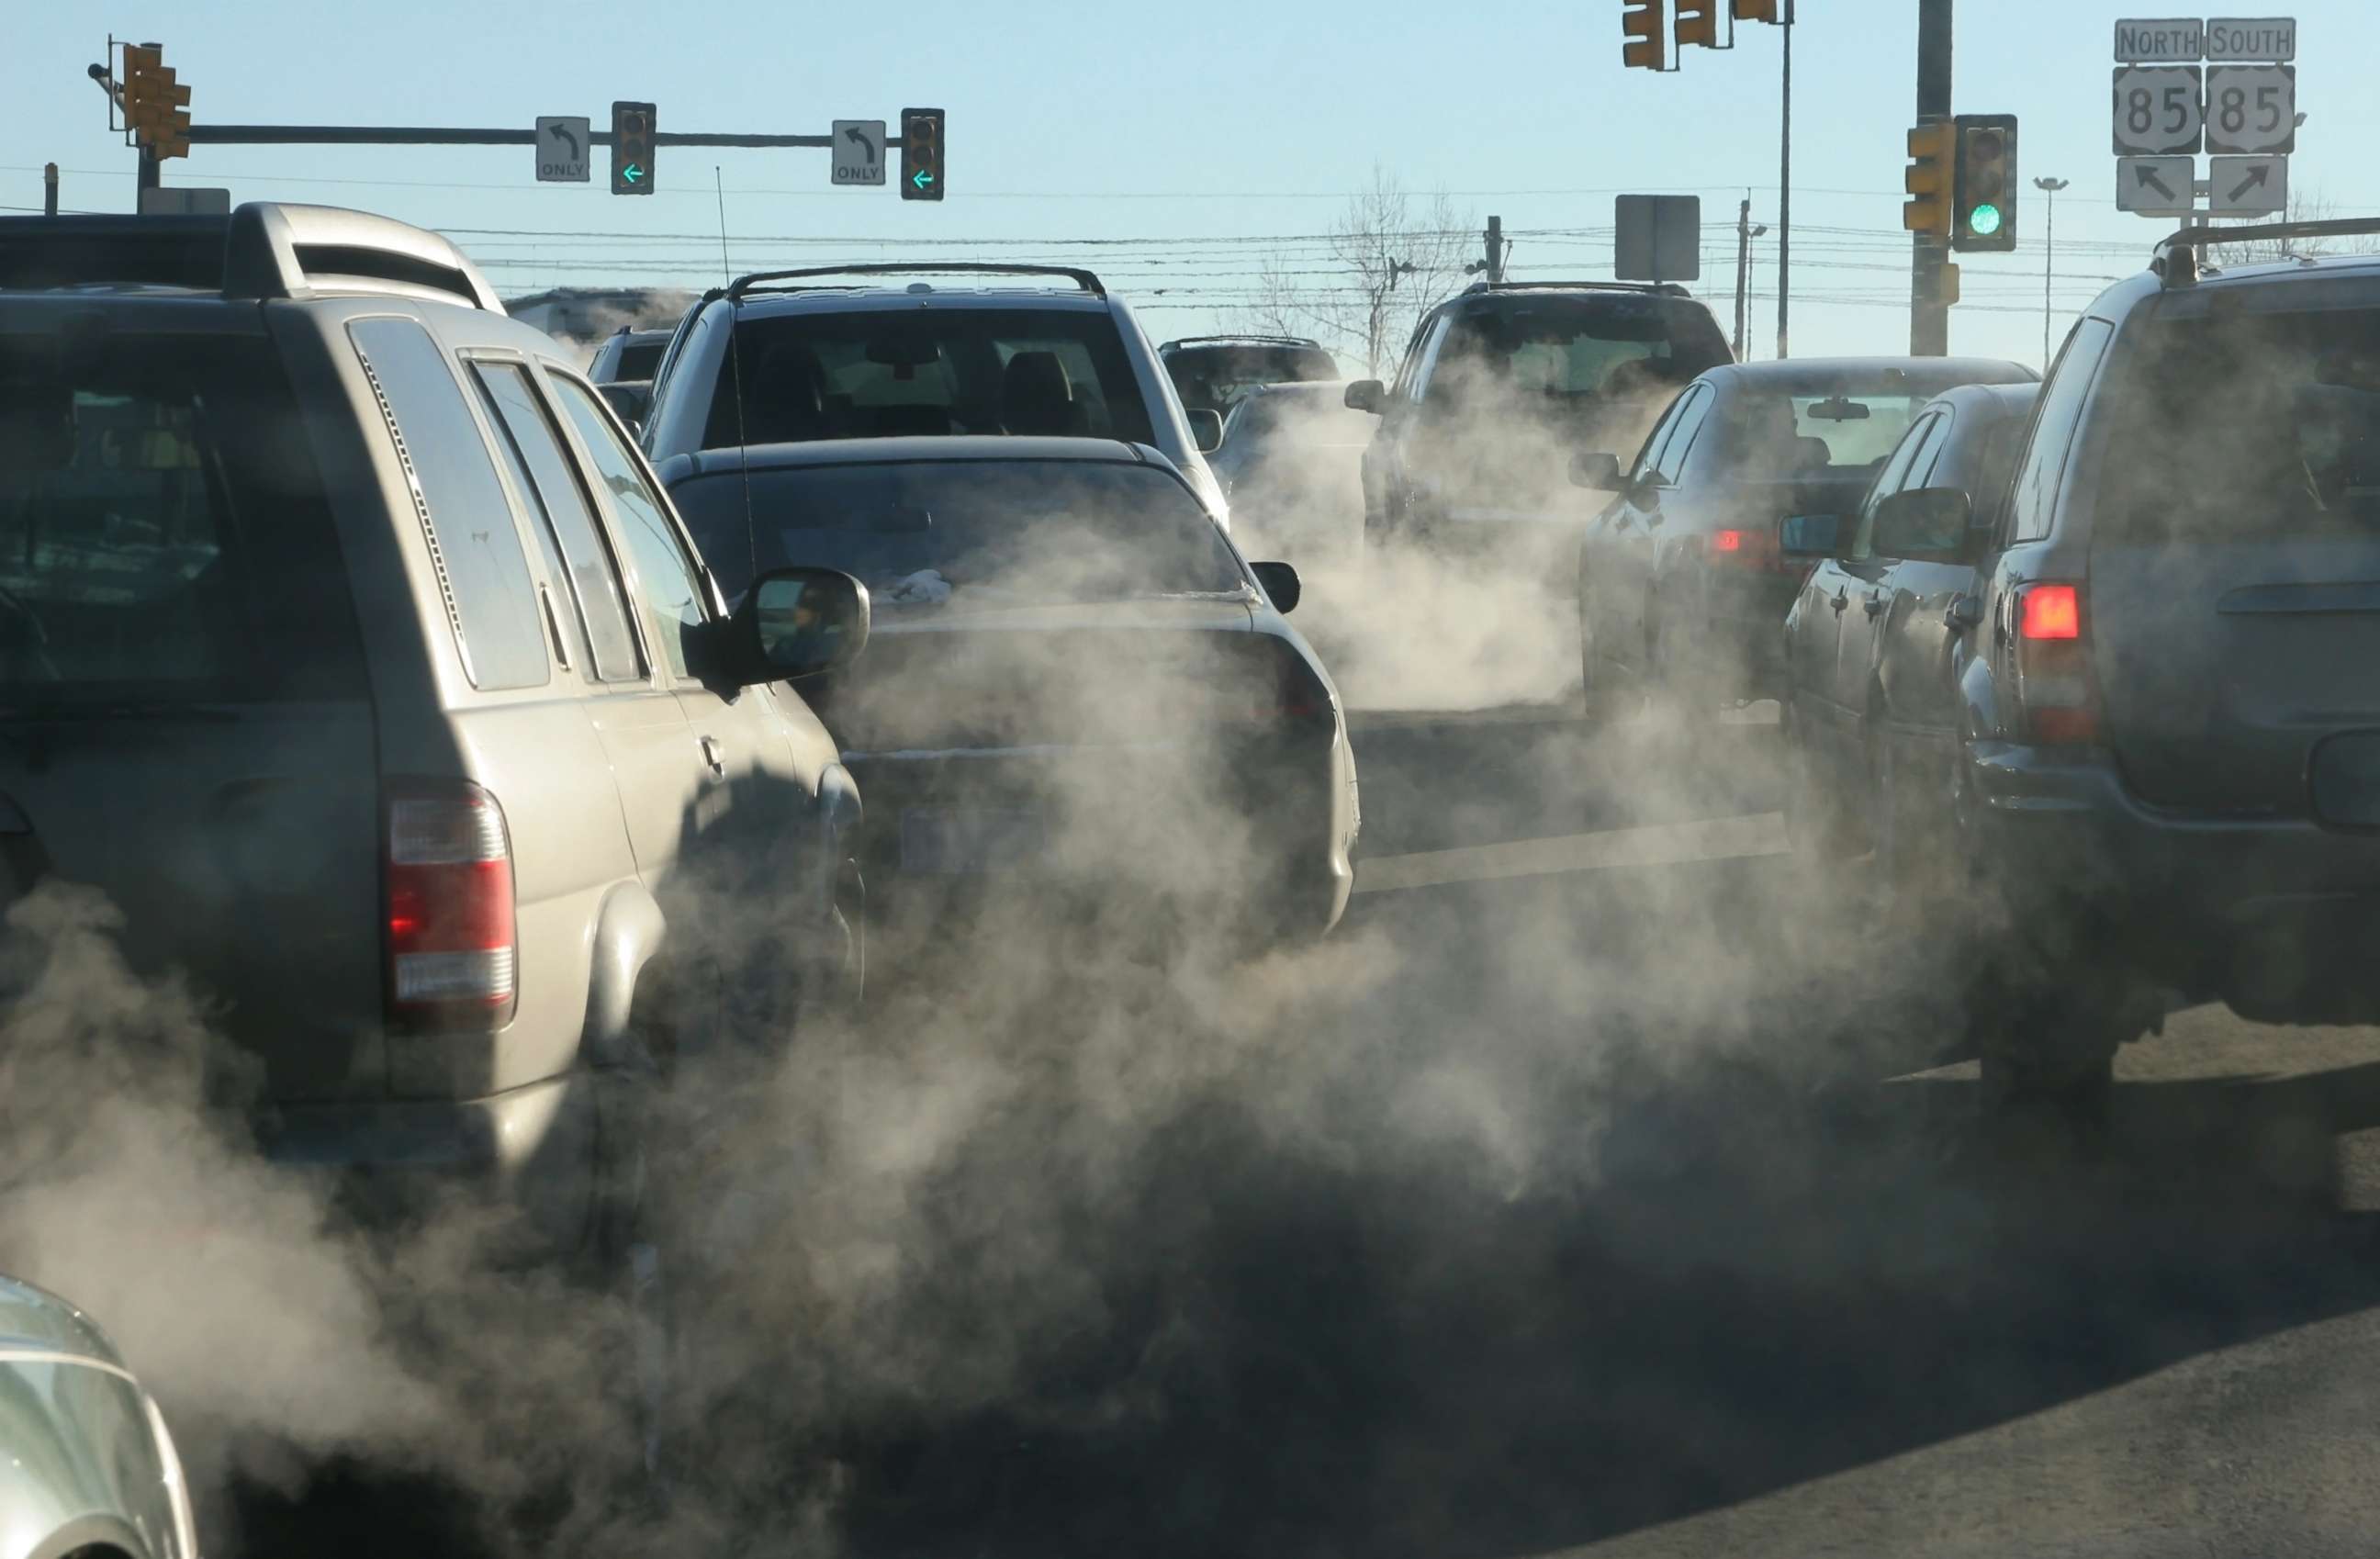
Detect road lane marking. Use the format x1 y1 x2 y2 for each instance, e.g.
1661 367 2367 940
1353 811 1790 894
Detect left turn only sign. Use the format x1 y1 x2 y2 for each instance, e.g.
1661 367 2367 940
537 116 591 183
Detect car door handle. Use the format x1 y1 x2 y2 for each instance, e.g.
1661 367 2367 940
1945 593 1983 631
1863 593 1888 618
1829 591 1849 615
699 735 726 778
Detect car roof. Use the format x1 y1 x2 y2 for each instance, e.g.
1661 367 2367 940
721 287 1114 320
679 434 1169 478
1707 355 2038 393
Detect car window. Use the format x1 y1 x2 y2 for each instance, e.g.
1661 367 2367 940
1629 386 1694 482
704 307 1156 447
2006 319 2114 542
551 376 708 679
1906 405 1958 487
473 362 643 682
1409 317 1454 403
0 331 367 704
1392 318 1443 403
1652 384 1712 485
349 317 548 691
672 460 1244 609
1850 410 1943 561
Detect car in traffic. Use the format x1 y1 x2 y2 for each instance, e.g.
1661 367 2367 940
1796 224 2380 1109
656 435 1359 945
0 1276 198 1559
1207 379 1375 561
589 323 672 385
1160 333 1341 417
638 263 1234 531
1571 355 2036 719
1781 381 2039 875
1345 280 1734 551
0 204 869 1277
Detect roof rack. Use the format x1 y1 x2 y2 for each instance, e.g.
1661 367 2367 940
0 202 502 311
726 262 1105 301
1158 333 1324 351
1461 279 1694 298
2152 217 2380 289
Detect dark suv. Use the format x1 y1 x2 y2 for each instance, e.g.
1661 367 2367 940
1862 221 2380 1105
1160 334 1341 416
1345 281 1733 548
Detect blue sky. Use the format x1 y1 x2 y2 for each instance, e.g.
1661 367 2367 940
14 0 2373 369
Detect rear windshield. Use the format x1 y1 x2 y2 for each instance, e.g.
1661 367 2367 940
616 341 666 380
0 330 363 706
2096 302 2380 544
1167 345 1341 410
1437 297 1731 402
1722 389 1947 481
705 308 1155 450
672 460 1243 610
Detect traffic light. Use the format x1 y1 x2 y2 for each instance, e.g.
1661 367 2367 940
120 43 191 162
900 107 945 201
1676 1 1721 48
1622 0 1665 70
1903 120 1954 238
1952 113 2018 252
611 101 655 196
1733 0 1781 18
1932 262 1962 307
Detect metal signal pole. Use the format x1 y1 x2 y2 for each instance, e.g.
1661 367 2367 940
1910 0 1954 355
1777 0 1793 358
2033 175 2069 366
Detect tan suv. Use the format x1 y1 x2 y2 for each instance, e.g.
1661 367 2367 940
0 203 870 1260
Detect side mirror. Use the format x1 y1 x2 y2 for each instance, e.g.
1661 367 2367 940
1189 408 1225 454
1869 488 1976 562
1343 379 1386 415
717 566 870 686
1569 451 1624 491
1778 512 1846 558
1250 559 1301 614
599 380 651 432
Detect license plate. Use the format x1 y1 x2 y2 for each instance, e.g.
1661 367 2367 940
899 808 1045 874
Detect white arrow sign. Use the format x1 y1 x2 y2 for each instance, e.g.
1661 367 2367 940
535 116 590 184
2116 154 2197 218
2209 153 2287 216
831 119 886 186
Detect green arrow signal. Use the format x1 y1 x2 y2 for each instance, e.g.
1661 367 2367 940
911 168 934 191
623 163 645 185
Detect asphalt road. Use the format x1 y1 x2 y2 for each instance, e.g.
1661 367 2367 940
228 695 2380 1557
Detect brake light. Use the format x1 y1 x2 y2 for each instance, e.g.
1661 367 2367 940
386 781 516 1028
1709 525 1790 573
1712 529 1745 554
2013 582 2100 744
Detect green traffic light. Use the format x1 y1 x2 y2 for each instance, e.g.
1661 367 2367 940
1969 202 2003 236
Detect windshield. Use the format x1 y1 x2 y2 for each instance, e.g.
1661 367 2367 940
705 307 1155 448
672 458 1243 607
1166 343 1342 411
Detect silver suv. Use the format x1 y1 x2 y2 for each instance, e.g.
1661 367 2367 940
638 263 1234 531
0 203 869 1258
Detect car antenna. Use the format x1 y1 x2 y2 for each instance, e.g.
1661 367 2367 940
716 164 757 591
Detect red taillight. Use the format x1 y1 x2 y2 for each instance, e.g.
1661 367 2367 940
386 782 516 1028
2013 582 2099 744
1710 526 1790 573
2020 583 2081 641
1712 529 1745 554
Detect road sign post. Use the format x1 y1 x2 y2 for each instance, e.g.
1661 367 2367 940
831 119 886 186
535 115 589 183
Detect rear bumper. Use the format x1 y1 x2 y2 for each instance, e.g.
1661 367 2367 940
1969 740 2380 1021
255 1070 601 1258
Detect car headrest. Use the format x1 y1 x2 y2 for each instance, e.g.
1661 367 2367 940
1002 351 1080 436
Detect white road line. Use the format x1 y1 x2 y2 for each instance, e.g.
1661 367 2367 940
1353 811 1791 895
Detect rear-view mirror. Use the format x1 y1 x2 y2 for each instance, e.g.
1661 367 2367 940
1778 512 1846 558
1189 408 1225 454
722 566 871 685
1804 396 1872 422
1869 487 1976 562
1251 559 1301 614
1570 451 1624 491
1343 379 1386 415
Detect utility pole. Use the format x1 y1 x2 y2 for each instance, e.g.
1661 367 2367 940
1777 0 1794 358
2033 174 2068 366
1910 0 1953 356
1483 214 1505 284
42 164 58 217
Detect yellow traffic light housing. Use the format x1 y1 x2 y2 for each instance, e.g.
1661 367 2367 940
1733 0 1781 19
120 43 192 162
1676 1 1721 49
1622 0 1666 70
1952 114 2019 253
1934 262 1962 307
1903 121 1954 238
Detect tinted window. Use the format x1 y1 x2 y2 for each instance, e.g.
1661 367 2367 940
1167 344 1341 411
1653 384 1712 484
1392 318 1444 402
1630 388 1695 482
0 331 365 703
617 342 667 380
552 376 707 679
672 461 1244 609
2007 320 2113 542
2094 303 2380 544
473 362 642 682
1435 297 1728 400
1851 411 1943 560
1906 407 1958 487
350 318 547 690
704 308 1155 448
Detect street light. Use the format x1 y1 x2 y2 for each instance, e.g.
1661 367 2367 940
2033 175 2070 367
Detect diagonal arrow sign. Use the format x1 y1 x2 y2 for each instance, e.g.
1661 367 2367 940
547 121 581 160
2135 164 2176 201
2228 163 2272 203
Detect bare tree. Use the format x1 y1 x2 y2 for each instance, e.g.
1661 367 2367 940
2221 188 2380 263
1235 167 1472 377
